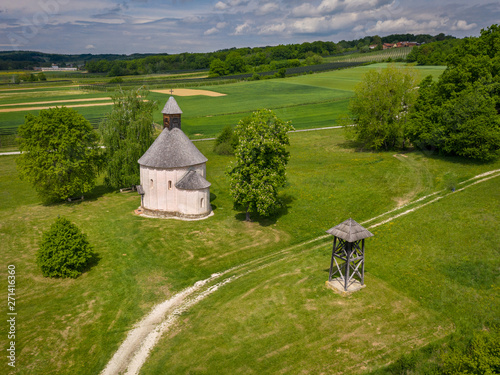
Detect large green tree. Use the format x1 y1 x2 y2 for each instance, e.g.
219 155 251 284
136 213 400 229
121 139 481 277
227 109 293 221
345 64 419 150
407 24 500 161
16 107 101 202
99 88 158 188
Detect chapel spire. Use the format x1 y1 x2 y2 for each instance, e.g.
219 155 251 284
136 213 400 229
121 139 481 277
162 96 183 130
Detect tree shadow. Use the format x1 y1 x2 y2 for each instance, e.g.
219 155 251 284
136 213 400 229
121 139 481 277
234 193 296 227
210 192 218 211
80 251 102 277
40 184 120 206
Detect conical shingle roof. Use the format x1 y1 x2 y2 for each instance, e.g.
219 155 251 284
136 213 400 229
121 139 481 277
162 96 183 114
138 127 207 169
176 170 211 190
326 218 373 242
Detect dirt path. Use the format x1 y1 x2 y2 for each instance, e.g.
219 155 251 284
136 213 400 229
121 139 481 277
0 97 111 107
151 88 226 97
0 102 113 113
100 169 500 375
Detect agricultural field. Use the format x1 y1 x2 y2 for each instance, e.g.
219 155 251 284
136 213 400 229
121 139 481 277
0 63 498 374
0 63 445 142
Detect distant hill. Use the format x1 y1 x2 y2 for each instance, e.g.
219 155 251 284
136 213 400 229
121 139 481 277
0 51 158 70
0 33 456 71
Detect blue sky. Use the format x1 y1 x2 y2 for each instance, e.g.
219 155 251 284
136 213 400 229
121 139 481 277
0 0 498 54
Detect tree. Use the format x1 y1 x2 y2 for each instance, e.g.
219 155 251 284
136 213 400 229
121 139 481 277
407 24 500 161
344 65 419 150
227 109 294 221
99 88 158 188
208 58 227 77
37 217 95 278
213 125 238 155
224 51 247 75
16 107 101 202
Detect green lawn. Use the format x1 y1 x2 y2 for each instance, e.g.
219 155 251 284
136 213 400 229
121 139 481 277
0 127 498 374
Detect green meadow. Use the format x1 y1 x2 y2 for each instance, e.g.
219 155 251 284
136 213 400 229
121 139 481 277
1 63 498 374
1 128 499 374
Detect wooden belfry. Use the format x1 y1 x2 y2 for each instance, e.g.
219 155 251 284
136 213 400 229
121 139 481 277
326 218 374 292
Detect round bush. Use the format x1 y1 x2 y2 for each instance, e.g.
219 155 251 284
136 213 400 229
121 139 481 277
37 217 95 278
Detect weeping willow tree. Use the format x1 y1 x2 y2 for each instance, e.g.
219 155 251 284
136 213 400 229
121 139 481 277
99 88 158 189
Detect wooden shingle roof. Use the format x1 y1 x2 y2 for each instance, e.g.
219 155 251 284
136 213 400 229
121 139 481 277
175 170 211 190
326 218 373 242
162 96 183 114
138 127 207 169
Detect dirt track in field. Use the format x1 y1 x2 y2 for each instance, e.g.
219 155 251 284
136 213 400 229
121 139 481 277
0 101 114 113
151 88 226 97
0 97 112 107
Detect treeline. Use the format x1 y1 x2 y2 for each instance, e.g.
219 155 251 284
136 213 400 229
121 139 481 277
85 41 341 76
0 32 457 74
407 38 463 65
0 51 155 70
85 33 455 77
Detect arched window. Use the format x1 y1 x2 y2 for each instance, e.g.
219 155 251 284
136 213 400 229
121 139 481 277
200 198 205 208
168 181 172 190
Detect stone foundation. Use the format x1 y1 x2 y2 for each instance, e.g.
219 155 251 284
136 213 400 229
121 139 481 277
136 206 213 221
325 278 366 296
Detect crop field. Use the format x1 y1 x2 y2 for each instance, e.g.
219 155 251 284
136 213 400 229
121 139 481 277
326 47 414 64
0 63 446 141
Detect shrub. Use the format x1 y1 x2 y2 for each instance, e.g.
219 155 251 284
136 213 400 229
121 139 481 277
440 327 500 374
213 125 238 155
37 217 96 278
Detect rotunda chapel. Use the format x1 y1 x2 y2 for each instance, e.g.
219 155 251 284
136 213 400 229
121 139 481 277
137 96 212 219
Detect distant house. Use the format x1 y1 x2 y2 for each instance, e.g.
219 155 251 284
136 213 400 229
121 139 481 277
383 42 419 50
40 64 77 71
369 45 378 50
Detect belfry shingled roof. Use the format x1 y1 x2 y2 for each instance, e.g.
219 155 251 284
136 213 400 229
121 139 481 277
162 96 183 114
326 218 374 242
176 170 211 190
138 127 207 169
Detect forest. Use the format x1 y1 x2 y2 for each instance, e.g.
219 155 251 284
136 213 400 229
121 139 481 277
0 32 455 73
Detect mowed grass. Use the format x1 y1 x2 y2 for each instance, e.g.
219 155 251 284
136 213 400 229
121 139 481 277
140 176 499 375
0 64 446 138
0 128 499 374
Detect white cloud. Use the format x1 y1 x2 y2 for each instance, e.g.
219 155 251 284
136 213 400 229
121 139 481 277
318 0 342 14
204 27 219 35
258 22 286 35
233 21 252 35
292 0 341 17
367 17 449 34
85 44 95 49
291 17 328 33
214 1 228 11
256 3 280 16
451 20 477 31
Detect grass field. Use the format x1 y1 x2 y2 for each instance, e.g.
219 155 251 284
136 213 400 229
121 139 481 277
0 124 499 374
0 63 446 140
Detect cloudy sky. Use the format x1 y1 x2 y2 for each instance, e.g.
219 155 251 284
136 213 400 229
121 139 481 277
0 0 498 54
